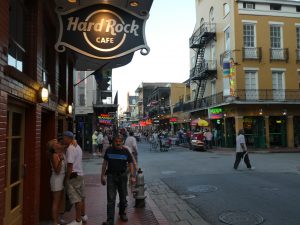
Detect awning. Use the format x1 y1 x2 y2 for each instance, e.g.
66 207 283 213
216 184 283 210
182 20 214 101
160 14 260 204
191 118 209 127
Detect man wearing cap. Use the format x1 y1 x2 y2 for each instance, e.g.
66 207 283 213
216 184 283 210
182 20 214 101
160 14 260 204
63 131 88 225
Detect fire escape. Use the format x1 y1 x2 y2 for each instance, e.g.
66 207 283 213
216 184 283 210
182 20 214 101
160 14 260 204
190 23 217 108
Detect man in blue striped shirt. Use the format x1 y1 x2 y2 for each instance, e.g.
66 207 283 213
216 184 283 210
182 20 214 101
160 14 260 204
101 134 135 225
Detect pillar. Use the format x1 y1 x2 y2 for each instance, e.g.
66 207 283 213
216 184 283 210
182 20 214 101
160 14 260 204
287 115 294 148
264 116 270 148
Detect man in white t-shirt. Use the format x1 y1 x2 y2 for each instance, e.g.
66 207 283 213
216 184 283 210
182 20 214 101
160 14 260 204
234 129 253 170
63 131 87 225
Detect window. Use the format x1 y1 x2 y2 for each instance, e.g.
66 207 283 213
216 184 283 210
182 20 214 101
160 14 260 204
79 94 85 106
245 71 258 100
297 27 300 49
297 6 300 12
272 71 285 100
224 3 230 16
243 2 255 9
270 4 281 11
225 27 231 51
243 24 256 47
270 25 282 48
8 0 26 72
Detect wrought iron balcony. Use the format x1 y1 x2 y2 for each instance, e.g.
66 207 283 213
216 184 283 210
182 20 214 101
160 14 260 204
189 23 216 48
270 48 289 62
242 47 262 62
92 90 118 106
235 89 300 102
297 49 300 62
190 60 217 80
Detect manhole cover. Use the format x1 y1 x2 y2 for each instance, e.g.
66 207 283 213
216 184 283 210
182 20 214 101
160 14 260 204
180 194 196 199
261 187 279 191
219 210 264 225
187 185 218 193
161 171 176 175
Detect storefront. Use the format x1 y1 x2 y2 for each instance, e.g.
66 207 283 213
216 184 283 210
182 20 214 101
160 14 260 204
243 117 266 148
269 116 287 147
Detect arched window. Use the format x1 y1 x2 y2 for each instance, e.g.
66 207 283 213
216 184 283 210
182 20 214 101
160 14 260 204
224 3 230 16
209 7 214 24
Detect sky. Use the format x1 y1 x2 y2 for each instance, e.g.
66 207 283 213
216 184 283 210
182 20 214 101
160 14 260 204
112 0 196 111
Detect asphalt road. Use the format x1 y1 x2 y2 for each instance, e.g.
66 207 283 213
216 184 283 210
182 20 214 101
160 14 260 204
137 142 300 225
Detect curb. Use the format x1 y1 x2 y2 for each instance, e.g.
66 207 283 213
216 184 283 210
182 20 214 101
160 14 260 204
146 191 171 225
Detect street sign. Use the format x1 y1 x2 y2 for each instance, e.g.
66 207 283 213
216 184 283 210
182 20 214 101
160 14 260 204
55 4 150 60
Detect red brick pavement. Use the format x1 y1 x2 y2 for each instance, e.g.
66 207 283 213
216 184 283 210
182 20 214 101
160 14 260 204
62 175 170 225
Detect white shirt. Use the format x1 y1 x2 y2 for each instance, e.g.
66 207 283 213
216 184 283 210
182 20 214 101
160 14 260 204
66 144 84 176
125 136 138 153
236 134 247 153
97 133 104 144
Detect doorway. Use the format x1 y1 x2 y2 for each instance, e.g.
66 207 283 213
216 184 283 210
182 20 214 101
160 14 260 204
4 106 25 225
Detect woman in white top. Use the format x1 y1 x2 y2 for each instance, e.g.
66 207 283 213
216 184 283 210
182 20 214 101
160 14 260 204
48 139 66 225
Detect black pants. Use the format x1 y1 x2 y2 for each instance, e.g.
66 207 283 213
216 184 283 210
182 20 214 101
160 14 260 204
107 173 127 223
234 152 252 169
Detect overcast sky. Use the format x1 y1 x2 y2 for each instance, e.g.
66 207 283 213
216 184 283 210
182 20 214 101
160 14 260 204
112 0 196 110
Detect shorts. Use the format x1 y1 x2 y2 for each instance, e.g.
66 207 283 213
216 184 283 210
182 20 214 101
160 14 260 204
50 173 65 192
66 176 85 204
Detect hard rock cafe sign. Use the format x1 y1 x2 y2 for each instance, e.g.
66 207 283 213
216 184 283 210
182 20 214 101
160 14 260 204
55 4 150 60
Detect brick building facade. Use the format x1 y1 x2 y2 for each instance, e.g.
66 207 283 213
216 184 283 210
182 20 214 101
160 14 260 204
0 0 74 224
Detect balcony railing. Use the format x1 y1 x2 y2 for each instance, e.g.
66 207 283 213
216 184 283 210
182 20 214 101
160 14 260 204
189 23 216 48
92 90 118 106
270 48 289 62
297 49 300 62
242 47 262 61
235 89 300 101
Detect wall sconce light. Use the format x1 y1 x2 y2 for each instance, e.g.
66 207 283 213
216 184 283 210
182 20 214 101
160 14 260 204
68 104 73 114
259 109 263 115
40 87 49 103
282 109 287 116
129 1 139 7
223 113 227 117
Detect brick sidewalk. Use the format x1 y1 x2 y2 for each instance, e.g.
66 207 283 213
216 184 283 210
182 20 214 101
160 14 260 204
61 174 170 225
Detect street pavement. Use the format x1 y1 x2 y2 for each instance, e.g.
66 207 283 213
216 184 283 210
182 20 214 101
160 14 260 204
137 142 300 225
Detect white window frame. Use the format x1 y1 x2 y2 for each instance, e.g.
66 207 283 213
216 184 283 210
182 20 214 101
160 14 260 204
270 24 283 49
224 26 231 51
271 70 286 100
243 23 257 48
245 70 259 100
223 3 230 17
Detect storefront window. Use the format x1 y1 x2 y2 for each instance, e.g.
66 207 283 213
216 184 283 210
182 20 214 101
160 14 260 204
269 116 287 147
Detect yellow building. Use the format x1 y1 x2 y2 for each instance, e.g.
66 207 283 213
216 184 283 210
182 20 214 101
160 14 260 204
186 0 300 149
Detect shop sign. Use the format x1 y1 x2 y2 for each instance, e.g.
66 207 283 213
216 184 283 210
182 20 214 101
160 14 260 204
169 118 177 124
209 108 223 119
55 4 150 60
98 114 113 125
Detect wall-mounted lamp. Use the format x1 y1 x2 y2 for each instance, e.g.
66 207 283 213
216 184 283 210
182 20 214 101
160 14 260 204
40 87 49 103
129 1 139 7
223 113 227 117
259 108 263 115
68 104 73 114
282 109 287 116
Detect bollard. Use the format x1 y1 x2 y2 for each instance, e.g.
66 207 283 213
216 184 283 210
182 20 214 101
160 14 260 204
133 168 147 208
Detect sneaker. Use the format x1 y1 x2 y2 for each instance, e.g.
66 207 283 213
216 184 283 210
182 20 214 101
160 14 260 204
249 167 255 170
81 215 88 223
120 214 128 222
66 220 82 225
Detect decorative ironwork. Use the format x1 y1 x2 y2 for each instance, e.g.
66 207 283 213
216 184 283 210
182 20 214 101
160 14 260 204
189 23 216 48
242 47 262 62
270 48 289 62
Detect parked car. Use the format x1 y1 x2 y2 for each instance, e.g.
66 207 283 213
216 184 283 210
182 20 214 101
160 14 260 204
191 132 205 151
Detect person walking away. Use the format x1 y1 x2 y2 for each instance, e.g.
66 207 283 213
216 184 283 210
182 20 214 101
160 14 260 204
92 131 98 156
97 131 104 157
63 131 88 225
102 132 110 156
204 129 213 149
234 129 254 170
48 139 66 225
101 135 136 225
125 131 138 162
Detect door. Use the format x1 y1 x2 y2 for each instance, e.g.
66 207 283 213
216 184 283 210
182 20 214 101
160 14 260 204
245 71 258 100
272 71 285 100
4 106 25 225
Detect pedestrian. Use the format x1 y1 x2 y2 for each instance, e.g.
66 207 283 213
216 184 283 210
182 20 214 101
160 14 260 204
101 135 136 225
63 131 88 225
102 132 110 156
204 129 213 149
124 131 138 162
47 139 66 225
234 129 254 170
97 130 104 157
92 131 98 156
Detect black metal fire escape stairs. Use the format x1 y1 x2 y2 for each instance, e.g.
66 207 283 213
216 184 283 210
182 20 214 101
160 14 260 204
190 23 217 109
